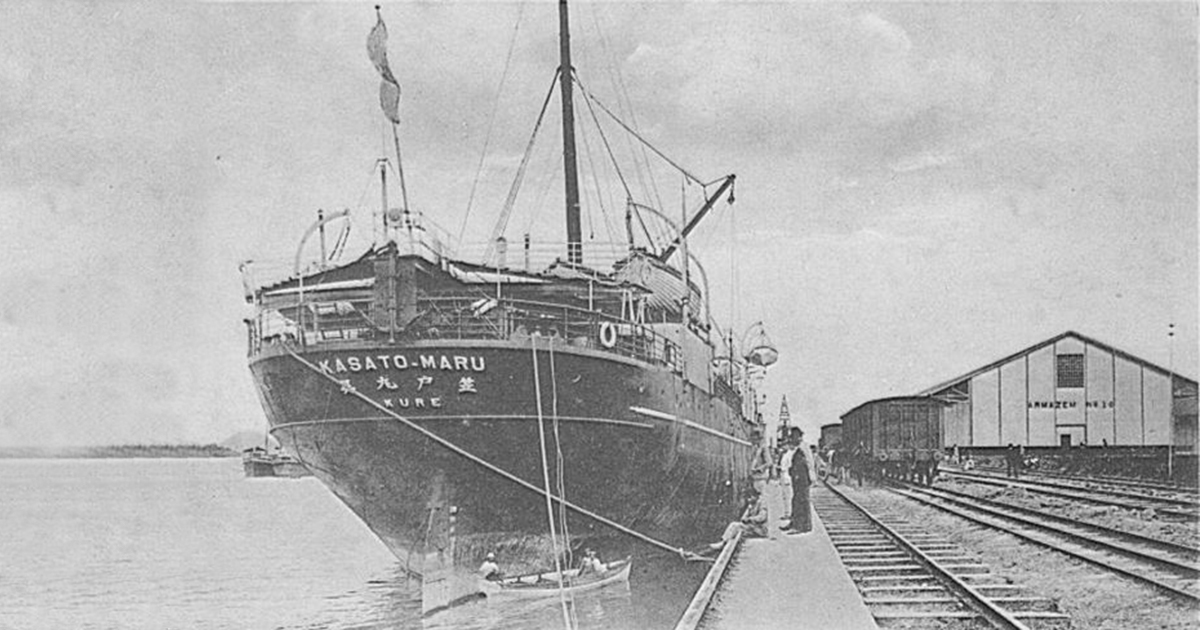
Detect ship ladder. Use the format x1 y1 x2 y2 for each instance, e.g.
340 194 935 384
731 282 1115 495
278 343 712 563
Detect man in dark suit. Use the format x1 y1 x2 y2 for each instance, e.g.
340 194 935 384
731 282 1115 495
781 428 812 534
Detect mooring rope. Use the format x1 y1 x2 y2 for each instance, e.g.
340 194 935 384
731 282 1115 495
546 336 580 630
279 343 706 561
531 336 575 630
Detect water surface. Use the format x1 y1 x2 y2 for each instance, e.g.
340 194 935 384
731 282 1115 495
0 459 703 629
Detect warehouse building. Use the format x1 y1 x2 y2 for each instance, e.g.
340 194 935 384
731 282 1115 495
917 331 1197 453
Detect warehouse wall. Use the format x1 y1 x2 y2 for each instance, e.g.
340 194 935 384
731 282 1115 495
1027 345 1056 445
940 334 1181 448
943 398 969 449
1085 344 1115 445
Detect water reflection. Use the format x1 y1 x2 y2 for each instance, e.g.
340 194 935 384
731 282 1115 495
298 551 706 630
424 583 633 630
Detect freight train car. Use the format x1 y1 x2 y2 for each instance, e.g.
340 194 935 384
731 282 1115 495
840 396 945 485
819 423 842 453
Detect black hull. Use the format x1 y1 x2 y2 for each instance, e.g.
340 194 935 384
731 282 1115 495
249 338 752 606
243 459 276 478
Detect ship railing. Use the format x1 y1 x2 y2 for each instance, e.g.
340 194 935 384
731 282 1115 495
247 294 683 371
416 294 683 371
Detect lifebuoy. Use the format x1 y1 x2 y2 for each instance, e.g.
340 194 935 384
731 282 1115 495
599 322 618 348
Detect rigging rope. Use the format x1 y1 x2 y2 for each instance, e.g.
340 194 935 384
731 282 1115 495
575 83 703 186
484 71 561 264
574 98 612 244
458 3 526 252
575 75 630 251
391 124 410 212
531 336 575 630
586 8 666 220
330 221 351 262
577 76 631 200
547 338 574 572
279 343 707 561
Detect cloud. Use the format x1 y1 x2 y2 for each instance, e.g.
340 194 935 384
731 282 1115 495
889 150 957 173
622 6 992 171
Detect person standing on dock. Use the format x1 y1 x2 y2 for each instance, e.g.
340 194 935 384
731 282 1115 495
850 442 866 487
781 428 813 534
1005 444 1021 479
750 427 772 493
777 439 797 522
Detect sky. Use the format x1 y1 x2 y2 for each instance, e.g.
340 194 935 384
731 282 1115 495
0 1 1195 446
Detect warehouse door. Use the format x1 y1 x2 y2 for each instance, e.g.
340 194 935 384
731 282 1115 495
1057 426 1085 447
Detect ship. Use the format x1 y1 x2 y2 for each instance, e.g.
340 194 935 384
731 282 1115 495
242 446 312 478
241 2 777 614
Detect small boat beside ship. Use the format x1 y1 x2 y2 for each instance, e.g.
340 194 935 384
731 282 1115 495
480 557 633 601
241 446 311 478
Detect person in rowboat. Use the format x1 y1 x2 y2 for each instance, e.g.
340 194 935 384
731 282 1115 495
479 552 502 581
578 549 606 575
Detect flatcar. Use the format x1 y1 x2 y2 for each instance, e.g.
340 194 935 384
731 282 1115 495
840 396 945 485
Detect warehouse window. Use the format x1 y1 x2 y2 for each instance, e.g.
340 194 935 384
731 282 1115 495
1056 353 1084 388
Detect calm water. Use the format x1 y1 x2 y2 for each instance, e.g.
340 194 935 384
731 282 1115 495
0 459 705 630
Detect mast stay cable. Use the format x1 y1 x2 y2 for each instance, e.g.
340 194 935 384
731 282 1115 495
483 71 562 264
574 89 619 246
576 84 703 186
586 6 665 224
458 3 527 252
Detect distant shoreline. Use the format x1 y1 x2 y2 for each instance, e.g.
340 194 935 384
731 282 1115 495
0 444 239 459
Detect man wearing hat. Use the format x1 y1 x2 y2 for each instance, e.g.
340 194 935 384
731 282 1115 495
781 427 813 534
578 548 607 575
479 552 501 581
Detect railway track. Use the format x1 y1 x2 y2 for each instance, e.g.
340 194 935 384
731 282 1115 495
941 470 1199 519
1031 470 1196 495
893 483 1200 604
973 466 1198 495
814 484 1069 629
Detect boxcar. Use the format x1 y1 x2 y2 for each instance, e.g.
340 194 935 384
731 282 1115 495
840 396 945 485
819 423 842 453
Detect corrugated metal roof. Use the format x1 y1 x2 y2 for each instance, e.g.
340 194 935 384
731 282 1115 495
839 396 947 421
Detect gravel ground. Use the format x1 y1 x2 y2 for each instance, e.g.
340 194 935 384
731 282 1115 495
935 478 1200 548
858 485 1200 630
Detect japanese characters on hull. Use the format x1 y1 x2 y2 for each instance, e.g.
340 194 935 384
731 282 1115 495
319 351 485 411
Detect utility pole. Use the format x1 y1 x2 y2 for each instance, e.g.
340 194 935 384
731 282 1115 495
1167 322 1176 482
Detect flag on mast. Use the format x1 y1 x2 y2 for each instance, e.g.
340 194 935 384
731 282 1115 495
367 8 401 124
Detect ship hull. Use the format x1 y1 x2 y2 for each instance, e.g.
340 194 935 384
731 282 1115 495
249 338 752 609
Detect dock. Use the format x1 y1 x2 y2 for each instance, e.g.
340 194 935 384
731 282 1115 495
686 481 878 630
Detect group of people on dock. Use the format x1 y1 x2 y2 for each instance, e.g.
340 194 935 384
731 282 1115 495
699 425 816 555
777 427 814 535
813 442 941 487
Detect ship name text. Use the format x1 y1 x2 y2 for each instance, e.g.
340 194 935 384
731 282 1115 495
319 353 486 375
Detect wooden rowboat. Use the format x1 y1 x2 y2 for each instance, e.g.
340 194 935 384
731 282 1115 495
479 557 632 600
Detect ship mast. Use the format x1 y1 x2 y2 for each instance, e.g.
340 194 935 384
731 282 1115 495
558 0 583 266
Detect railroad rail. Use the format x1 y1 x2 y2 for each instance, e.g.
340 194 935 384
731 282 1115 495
946 468 1200 505
941 470 1199 520
972 465 1198 494
893 483 1200 604
815 484 1069 629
